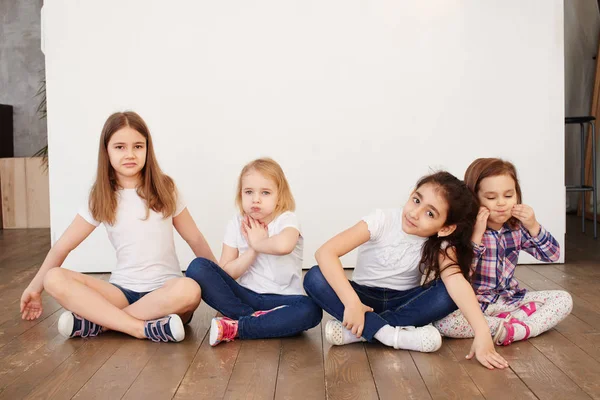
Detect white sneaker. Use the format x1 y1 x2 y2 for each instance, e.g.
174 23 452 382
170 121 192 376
325 319 366 345
393 325 442 352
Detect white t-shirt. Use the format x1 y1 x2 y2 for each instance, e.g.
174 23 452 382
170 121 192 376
223 211 303 295
78 188 186 292
352 208 427 291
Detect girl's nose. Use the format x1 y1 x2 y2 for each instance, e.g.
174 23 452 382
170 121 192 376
408 208 418 220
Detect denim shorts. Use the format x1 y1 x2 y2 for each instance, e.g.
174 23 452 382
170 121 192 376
112 283 151 305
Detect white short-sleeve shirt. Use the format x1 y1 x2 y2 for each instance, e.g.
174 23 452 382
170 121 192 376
352 208 427 291
78 188 186 292
223 211 304 295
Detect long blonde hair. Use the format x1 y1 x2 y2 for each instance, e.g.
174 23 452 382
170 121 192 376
89 111 176 224
235 158 295 216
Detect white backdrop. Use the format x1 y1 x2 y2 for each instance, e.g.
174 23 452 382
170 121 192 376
43 0 565 272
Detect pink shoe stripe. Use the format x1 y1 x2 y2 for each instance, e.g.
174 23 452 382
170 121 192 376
519 302 537 317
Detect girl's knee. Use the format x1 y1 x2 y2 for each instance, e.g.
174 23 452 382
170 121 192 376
185 257 217 282
174 277 202 310
296 297 323 328
303 265 327 294
43 268 68 297
558 291 573 313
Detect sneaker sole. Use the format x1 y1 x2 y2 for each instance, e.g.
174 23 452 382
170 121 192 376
58 311 74 338
209 318 220 346
168 314 185 342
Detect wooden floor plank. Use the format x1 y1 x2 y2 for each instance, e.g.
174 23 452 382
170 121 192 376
554 263 600 279
529 265 600 307
71 339 159 399
321 314 379 400
173 324 241 399
0 310 62 392
410 344 484 400
554 316 600 363
0 293 62 349
528 329 600 399
122 302 216 400
23 334 124 400
0 330 86 400
498 340 591 399
365 344 432 400
444 338 537 400
274 322 325 400
223 338 282 400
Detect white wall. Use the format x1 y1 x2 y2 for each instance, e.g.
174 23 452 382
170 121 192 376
43 0 565 272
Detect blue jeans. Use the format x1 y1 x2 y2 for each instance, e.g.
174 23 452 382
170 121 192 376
303 265 457 341
185 257 322 340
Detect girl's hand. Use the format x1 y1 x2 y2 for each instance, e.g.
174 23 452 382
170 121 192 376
466 334 509 370
243 216 269 249
512 204 540 236
472 207 490 244
20 287 43 320
342 301 374 338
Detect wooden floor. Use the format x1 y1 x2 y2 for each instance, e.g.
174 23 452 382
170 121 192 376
1 217 600 399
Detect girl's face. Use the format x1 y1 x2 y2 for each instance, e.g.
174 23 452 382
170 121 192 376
402 183 453 237
107 127 147 188
477 174 518 229
241 169 279 224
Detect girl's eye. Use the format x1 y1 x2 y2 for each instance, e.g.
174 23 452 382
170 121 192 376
413 197 420 204
245 190 253 195
486 197 496 200
262 191 270 195
135 145 144 149
505 194 513 198
115 146 124 150
426 211 434 218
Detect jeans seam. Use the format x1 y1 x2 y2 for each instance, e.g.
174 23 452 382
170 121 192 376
353 290 386 301
392 284 436 312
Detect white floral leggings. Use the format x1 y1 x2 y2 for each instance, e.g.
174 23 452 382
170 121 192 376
433 290 573 338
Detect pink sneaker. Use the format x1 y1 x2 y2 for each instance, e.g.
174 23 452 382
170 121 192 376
209 317 238 346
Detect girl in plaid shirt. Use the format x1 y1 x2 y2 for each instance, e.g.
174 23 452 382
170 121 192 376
434 158 572 346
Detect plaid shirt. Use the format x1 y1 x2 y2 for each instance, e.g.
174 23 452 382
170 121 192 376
471 224 560 311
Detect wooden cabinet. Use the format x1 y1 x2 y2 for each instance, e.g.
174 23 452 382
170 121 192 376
0 157 50 229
